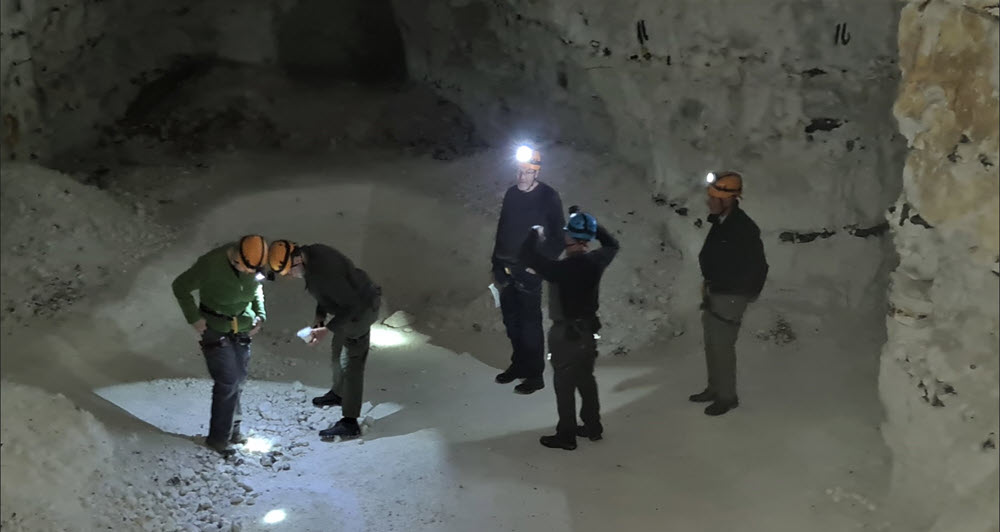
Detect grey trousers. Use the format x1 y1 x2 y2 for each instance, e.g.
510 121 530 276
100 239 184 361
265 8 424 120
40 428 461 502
701 293 751 402
200 329 251 443
329 298 381 419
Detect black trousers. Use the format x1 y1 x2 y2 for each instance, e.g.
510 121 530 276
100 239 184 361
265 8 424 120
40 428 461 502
200 329 251 443
499 269 545 380
549 321 601 439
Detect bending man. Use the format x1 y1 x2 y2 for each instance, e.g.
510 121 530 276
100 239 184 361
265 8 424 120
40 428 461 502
268 240 381 440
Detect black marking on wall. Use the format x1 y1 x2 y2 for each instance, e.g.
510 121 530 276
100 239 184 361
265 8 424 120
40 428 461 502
779 230 836 243
603 47 611 56
636 19 649 45
694 218 703 228
802 68 827 78
847 222 889 238
980 154 994 168
899 203 911 226
674 207 688 216
651 193 668 206
556 71 568 89
947 144 960 162
846 139 855 152
834 23 851 46
805 118 843 133
960 134 971 143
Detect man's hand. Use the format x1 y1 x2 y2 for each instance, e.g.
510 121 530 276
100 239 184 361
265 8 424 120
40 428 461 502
249 317 264 337
192 319 207 335
308 327 330 346
525 267 537 275
531 225 545 239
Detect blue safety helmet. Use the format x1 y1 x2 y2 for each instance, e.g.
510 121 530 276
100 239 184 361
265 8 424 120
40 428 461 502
565 211 598 241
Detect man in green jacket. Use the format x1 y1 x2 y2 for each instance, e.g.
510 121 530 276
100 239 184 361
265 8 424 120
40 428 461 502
172 235 268 456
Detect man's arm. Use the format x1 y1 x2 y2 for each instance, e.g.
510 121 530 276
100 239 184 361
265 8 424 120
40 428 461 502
323 279 364 331
590 224 620 269
251 283 266 322
541 189 567 260
171 260 203 324
519 229 564 281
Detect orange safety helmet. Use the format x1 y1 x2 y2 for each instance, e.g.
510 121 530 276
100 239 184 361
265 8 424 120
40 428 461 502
707 171 743 199
236 235 268 271
267 239 298 276
515 145 542 171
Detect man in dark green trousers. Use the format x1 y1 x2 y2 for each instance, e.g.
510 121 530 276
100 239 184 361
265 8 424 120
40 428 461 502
268 239 381 440
172 235 268 456
691 171 768 416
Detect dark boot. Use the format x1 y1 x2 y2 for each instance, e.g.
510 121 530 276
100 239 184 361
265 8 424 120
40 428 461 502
688 389 716 403
319 417 361 439
495 367 519 384
576 425 603 441
206 438 236 457
539 434 577 450
704 398 739 416
312 390 343 407
514 377 544 395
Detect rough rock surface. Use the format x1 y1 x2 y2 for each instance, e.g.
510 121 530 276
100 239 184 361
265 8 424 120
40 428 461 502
882 2 1000 531
392 0 909 311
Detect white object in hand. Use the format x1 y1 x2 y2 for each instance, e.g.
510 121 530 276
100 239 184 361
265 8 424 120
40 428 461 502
296 327 313 343
488 283 501 308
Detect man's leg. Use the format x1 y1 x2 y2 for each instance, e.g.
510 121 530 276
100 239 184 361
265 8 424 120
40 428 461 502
312 332 347 406
230 337 251 444
498 281 523 380
702 294 749 415
540 324 578 450
575 334 602 438
201 331 241 449
513 272 545 393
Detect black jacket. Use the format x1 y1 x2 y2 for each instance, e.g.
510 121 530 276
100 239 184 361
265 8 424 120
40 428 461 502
301 244 378 331
520 225 620 321
698 206 768 296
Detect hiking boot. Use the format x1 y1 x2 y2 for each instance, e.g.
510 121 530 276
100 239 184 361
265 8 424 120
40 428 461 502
312 390 343 407
495 368 519 384
704 399 739 416
539 434 577 450
206 438 237 457
576 425 603 441
688 389 716 403
319 417 361 440
514 378 544 395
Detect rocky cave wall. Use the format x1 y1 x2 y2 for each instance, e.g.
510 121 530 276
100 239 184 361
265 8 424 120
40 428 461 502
391 0 908 312
882 1 999 531
0 0 405 163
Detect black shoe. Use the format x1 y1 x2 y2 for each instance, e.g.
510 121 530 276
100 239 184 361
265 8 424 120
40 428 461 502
319 417 361 439
514 378 544 395
495 368 519 384
688 389 716 403
576 425 603 441
539 434 577 450
312 390 343 407
206 438 237 457
704 399 739 416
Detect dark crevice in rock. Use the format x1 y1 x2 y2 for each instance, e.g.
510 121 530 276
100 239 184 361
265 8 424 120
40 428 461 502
804 118 843 133
909 214 933 228
801 68 827 78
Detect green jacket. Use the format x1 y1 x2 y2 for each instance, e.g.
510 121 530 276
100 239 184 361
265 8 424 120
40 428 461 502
172 245 266 334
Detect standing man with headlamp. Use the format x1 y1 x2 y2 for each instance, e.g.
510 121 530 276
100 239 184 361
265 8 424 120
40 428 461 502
490 145 566 395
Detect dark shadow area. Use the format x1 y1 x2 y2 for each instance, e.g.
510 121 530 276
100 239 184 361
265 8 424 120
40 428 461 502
276 0 407 85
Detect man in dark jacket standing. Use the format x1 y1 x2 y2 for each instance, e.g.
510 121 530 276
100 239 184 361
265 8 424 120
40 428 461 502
491 146 566 394
690 171 768 416
268 240 381 439
521 207 619 450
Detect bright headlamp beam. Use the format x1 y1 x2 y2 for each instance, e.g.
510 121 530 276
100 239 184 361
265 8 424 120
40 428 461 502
516 145 533 163
706 172 716 184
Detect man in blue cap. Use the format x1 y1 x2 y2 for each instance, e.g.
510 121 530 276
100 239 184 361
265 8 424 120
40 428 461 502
520 206 619 450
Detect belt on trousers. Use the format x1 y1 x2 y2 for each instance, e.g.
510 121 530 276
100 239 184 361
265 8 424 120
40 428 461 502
199 303 243 334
